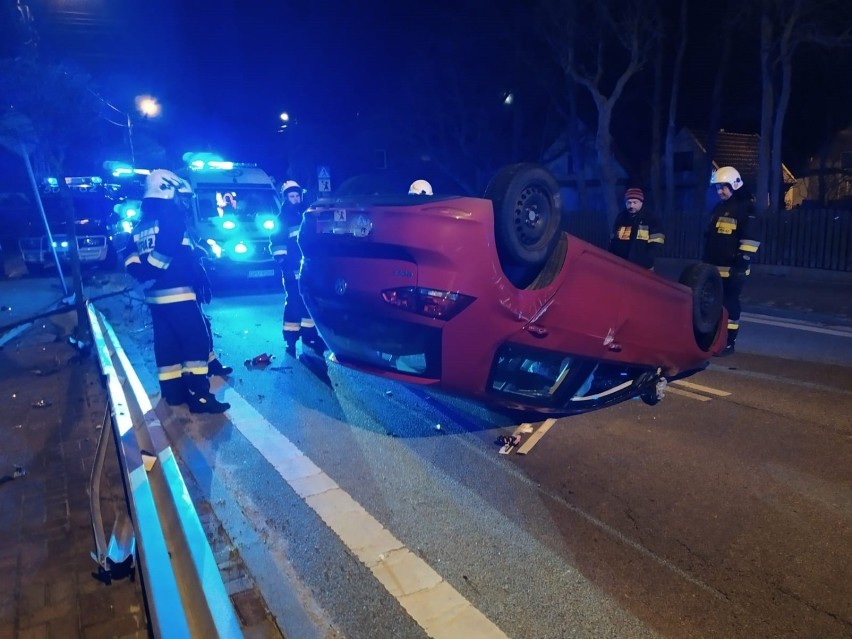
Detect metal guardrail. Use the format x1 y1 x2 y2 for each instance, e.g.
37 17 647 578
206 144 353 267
86 301 243 638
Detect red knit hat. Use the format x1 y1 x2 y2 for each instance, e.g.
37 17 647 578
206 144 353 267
624 187 644 202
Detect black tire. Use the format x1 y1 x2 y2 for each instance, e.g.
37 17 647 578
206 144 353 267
679 262 723 349
483 163 563 272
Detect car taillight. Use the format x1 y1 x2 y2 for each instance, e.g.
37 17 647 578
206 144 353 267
381 287 475 320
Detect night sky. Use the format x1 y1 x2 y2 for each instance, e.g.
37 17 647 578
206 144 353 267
11 0 852 183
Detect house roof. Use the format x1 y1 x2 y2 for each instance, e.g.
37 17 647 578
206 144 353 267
688 129 796 185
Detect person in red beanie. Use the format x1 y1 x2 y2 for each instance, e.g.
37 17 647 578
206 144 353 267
608 187 665 270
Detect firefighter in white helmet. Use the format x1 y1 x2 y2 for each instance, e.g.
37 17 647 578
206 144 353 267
123 169 230 413
269 179 325 356
408 179 433 196
704 166 761 356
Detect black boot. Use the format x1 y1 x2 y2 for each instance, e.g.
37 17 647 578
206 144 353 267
301 327 326 356
185 374 230 414
717 328 737 357
187 390 230 414
161 378 186 406
304 337 327 356
207 358 234 377
285 335 298 357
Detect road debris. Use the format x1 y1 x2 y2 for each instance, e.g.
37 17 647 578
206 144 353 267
496 435 522 455
244 352 274 368
31 398 53 408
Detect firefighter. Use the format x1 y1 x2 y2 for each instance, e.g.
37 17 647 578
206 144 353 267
608 187 665 270
270 180 325 357
124 169 230 413
703 166 761 356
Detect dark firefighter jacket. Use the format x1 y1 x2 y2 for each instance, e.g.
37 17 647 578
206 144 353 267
269 202 303 275
702 188 761 277
608 209 665 269
123 198 201 304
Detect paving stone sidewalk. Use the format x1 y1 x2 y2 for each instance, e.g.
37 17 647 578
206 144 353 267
0 310 148 639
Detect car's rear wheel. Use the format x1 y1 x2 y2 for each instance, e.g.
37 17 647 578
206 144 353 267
484 164 562 285
679 262 723 350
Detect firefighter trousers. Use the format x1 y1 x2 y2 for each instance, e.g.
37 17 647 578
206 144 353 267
722 272 747 346
150 300 211 404
282 274 319 347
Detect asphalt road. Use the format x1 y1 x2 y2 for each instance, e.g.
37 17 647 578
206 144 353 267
89 275 852 639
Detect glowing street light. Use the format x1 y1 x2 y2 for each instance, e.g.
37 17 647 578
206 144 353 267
136 95 161 118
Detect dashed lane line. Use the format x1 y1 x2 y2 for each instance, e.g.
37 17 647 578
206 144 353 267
516 419 557 455
670 380 731 397
216 383 511 639
665 387 712 402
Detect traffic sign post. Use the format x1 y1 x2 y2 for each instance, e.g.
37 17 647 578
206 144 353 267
317 166 331 192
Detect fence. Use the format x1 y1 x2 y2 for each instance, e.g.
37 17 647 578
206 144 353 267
563 208 852 272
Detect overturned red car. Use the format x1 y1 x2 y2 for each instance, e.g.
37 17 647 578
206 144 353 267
298 164 726 416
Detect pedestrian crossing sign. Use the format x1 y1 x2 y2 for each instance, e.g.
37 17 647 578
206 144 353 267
317 166 331 179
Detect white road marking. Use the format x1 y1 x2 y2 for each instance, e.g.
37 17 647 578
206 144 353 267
670 380 731 397
217 384 510 639
516 419 557 455
742 312 852 337
666 387 712 402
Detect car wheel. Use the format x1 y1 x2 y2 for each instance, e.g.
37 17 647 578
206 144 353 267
679 262 723 349
484 163 563 277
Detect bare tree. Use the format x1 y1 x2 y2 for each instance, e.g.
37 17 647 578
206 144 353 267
696 0 741 212
0 56 103 343
662 0 688 216
384 30 519 194
756 0 852 212
649 3 664 212
539 0 657 227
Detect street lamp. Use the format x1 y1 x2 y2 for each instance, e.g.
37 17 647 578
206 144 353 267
127 95 161 166
136 95 161 118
